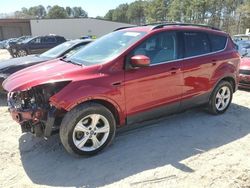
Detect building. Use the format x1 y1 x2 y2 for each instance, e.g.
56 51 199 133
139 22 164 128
0 18 134 40
30 18 134 39
0 19 31 40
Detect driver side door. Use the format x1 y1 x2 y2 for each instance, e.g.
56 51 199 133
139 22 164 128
28 37 43 54
124 31 183 123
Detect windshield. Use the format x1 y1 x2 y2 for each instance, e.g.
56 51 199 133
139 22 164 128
21 37 34 44
40 41 76 58
67 31 146 66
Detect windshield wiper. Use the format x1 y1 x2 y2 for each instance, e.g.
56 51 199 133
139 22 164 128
60 57 82 66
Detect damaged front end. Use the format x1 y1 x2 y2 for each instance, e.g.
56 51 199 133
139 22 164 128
7 82 69 138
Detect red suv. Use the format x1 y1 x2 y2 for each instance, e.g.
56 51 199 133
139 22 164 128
3 23 240 156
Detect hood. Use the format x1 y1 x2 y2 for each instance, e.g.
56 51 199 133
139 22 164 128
3 59 94 92
240 57 250 69
0 55 51 72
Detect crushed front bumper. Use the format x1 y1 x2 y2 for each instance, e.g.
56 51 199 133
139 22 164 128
9 108 46 124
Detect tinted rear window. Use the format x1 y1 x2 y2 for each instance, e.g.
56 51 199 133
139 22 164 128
209 34 227 52
184 32 210 57
43 37 56 43
56 36 66 43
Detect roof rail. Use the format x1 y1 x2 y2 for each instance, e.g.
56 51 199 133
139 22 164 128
113 22 221 32
150 22 221 31
113 26 136 31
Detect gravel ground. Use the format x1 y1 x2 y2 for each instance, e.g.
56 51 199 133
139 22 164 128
0 49 250 188
0 49 11 60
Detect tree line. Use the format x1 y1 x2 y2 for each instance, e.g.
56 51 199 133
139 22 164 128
104 0 250 35
14 5 88 19
9 0 250 35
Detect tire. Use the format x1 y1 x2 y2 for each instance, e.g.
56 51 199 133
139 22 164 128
60 102 116 156
18 49 28 57
10 48 17 58
207 80 233 115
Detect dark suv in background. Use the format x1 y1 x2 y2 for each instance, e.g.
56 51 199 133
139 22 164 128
9 35 66 57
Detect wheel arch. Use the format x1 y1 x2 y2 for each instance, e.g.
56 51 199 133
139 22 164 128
220 76 236 92
209 75 236 101
90 99 121 126
66 98 123 126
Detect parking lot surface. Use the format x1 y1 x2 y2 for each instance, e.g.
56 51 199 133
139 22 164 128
0 50 249 188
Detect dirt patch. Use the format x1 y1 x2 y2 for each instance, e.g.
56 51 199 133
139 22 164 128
0 49 11 61
0 90 249 188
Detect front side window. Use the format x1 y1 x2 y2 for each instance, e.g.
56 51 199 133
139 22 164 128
30 37 41 44
130 32 178 65
67 31 146 66
184 32 210 57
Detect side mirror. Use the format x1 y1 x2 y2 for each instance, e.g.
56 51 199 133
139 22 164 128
130 55 150 67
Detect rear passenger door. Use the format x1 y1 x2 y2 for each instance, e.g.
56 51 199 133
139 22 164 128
41 36 57 53
180 31 213 108
180 31 227 108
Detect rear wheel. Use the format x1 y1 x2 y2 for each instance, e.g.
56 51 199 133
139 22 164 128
60 103 116 156
208 80 233 114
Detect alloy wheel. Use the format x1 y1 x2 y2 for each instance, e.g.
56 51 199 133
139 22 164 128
72 114 110 152
215 86 231 111
18 50 27 57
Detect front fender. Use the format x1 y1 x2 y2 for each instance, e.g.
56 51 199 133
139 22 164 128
49 77 126 124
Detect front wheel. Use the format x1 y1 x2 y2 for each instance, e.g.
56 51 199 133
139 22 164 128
207 80 233 115
18 49 28 57
60 103 116 156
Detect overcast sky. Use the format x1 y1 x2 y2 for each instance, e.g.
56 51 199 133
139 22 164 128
0 0 135 17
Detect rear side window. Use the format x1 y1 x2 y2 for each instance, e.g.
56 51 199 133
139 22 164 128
30 37 41 44
209 34 227 51
184 32 210 57
56 36 66 43
43 37 56 44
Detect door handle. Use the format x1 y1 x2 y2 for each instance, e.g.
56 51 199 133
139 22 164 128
212 60 217 66
170 67 179 74
112 82 122 87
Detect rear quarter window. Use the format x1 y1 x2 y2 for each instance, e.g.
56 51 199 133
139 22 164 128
56 37 66 43
208 34 227 52
42 37 56 44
